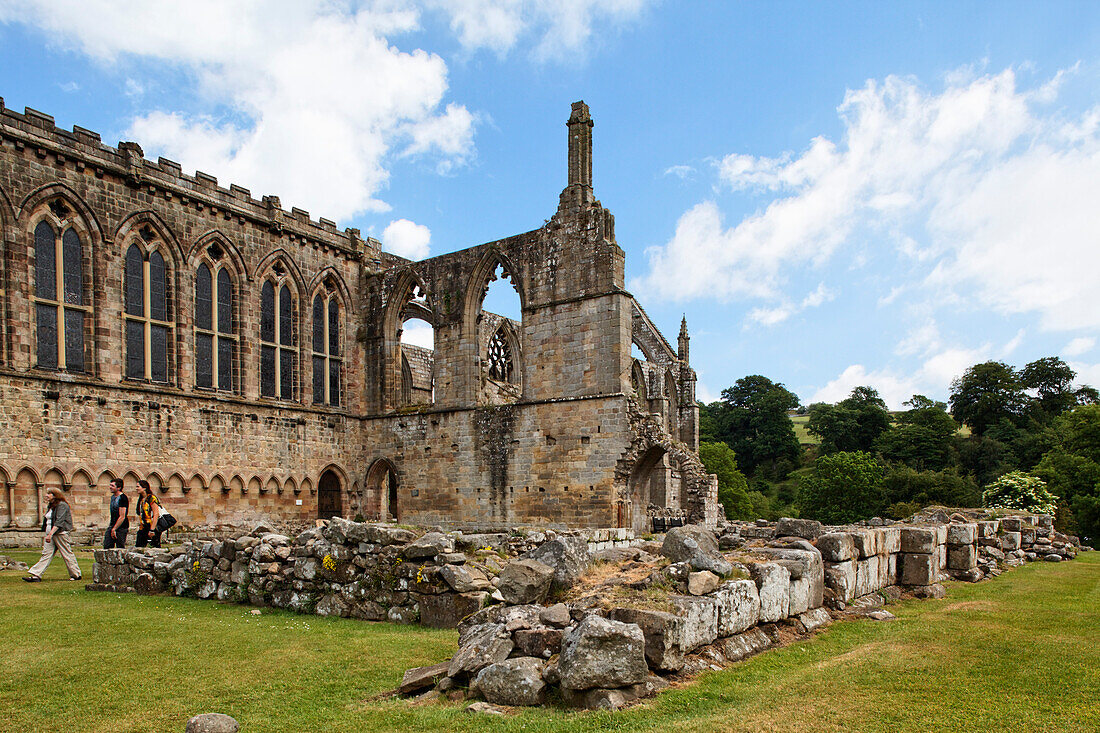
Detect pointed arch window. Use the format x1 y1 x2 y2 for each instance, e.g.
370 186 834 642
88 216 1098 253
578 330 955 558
194 261 236 391
33 219 88 371
486 326 515 383
124 237 173 383
311 292 342 406
260 278 297 400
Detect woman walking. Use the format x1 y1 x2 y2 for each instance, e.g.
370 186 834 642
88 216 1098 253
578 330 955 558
23 488 82 582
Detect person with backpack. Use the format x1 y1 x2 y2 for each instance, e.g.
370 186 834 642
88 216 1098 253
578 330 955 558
135 480 175 547
24 488 82 582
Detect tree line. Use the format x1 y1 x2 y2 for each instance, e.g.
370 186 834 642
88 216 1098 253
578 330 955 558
698 357 1099 547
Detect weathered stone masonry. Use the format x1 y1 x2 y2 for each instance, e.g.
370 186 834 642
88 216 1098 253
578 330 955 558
0 98 717 535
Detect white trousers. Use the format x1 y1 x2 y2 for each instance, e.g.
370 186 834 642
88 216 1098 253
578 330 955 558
29 531 82 579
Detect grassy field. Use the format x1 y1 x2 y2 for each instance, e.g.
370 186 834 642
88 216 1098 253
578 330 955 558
1 548 1098 733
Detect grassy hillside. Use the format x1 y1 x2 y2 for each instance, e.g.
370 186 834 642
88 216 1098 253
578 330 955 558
1 549 1097 732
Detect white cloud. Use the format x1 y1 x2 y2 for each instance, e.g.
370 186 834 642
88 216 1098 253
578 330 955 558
382 218 432 260
801 283 834 308
57 81 79 92
747 283 833 327
431 0 652 61
400 320 436 349
664 164 695 179
1063 337 1096 357
1069 360 1100 389
695 380 718 404
1 1 475 222
812 342 989 410
895 320 941 357
1000 329 1026 357
634 66 1100 334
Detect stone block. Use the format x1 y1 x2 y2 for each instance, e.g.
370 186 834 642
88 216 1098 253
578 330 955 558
419 591 488 629
749 562 790 622
474 657 546 706
558 616 648 691
824 560 857 602
513 628 564 659
854 556 881 598
669 596 719 652
946 523 977 546
1000 517 1023 532
714 627 771 663
788 576 812 615
947 545 977 571
977 521 1000 538
714 579 761 637
899 553 936 585
880 527 901 554
608 608 685 672
900 527 936 554
815 533 856 562
851 530 877 558
775 517 823 540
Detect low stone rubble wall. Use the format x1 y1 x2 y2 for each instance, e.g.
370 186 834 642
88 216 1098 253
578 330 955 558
88 511 1083 712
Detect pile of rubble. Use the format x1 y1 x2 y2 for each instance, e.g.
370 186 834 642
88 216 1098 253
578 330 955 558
87 511 1085 711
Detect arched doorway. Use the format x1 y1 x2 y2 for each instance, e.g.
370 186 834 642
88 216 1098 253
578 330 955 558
365 458 399 522
317 469 343 520
628 446 669 534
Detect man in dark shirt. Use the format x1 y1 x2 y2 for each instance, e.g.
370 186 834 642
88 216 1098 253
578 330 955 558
104 478 129 549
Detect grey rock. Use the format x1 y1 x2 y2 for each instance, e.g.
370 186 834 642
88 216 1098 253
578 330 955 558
185 713 239 733
1043 554 1063 562
796 607 831 632
540 603 572 628
775 517 824 540
522 536 590 593
558 615 648 690
465 701 507 716
448 623 514 678
946 523 978 546
458 605 542 643
715 579 760 636
474 657 546 706
749 562 791 622
559 675 668 710
608 607 685 671
513 627 564 658
687 570 720 595
497 558 554 605
670 596 719 652
399 662 450 694
419 592 488 629
815 533 856 562
405 531 455 559
439 564 491 593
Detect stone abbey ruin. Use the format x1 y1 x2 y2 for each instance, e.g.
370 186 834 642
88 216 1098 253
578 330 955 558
0 99 716 539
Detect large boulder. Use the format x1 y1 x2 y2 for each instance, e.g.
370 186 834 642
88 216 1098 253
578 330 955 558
404 532 455 559
474 657 547 706
558 616 648 691
185 714 239 733
522 536 590 593
419 592 489 629
608 608 685 672
497 559 555 605
448 623 514 678
660 525 732 576
439 564 492 593
815 533 856 562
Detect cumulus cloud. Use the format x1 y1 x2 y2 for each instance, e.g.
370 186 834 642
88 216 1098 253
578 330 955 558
634 66 1100 335
1063 337 1096 357
747 283 833 327
1 1 475 221
382 218 432 260
431 0 652 60
664 164 695 179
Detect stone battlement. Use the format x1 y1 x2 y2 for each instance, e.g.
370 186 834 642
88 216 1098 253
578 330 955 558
0 97 379 260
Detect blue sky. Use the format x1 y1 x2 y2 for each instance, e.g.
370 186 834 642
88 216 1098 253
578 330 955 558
2 1 1099 408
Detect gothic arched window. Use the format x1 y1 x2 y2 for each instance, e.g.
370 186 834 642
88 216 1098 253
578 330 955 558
124 237 172 383
260 278 296 400
194 261 236 391
311 292 342 406
486 326 514 383
33 219 88 371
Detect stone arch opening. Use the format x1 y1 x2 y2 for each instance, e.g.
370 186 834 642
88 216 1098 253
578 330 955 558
470 259 523 405
628 446 669 534
366 458 399 522
318 469 343 520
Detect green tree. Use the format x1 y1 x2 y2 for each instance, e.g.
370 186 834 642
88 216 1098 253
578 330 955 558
1020 356 1079 421
949 361 1026 437
798 451 886 523
808 386 891 455
1033 405 1100 546
875 394 958 470
881 465 980 514
710 375 802 476
698 441 753 520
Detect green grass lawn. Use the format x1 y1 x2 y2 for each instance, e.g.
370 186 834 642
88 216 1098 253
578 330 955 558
2 548 1098 733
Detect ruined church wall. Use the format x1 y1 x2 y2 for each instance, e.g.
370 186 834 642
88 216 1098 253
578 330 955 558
0 374 364 529
362 395 635 529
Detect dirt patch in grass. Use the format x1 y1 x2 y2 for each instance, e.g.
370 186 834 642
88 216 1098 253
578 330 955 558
941 601 999 613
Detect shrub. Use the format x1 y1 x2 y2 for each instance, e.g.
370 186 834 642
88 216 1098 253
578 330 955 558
982 471 1059 515
798 451 885 524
